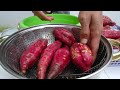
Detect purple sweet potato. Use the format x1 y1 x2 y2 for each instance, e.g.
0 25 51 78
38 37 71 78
37 40 62 79
47 46 70 79
53 27 76 46
70 43 93 72
20 39 48 74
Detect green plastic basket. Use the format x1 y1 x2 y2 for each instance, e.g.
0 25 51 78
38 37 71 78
18 14 80 29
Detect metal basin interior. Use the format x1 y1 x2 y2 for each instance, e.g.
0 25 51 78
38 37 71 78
0 24 112 79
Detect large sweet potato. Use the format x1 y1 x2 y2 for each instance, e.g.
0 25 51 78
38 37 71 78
47 46 70 79
20 39 48 74
53 27 76 46
37 40 62 79
70 43 93 72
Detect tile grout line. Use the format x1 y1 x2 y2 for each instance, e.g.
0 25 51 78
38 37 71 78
104 69 110 79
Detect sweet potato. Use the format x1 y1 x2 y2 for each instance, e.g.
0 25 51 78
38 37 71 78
103 25 111 30
20 39 48 74
37 40 62 79
71 28 80 42
64 45 69 50
70 43 93 72
102 30 120 39
53 27 76 46
103 15 116 26
47 46 70 79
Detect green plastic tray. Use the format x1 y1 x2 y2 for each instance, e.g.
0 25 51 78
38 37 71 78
18 14 80 29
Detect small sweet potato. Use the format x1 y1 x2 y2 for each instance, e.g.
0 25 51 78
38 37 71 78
37 40 62 79
20 39 48 74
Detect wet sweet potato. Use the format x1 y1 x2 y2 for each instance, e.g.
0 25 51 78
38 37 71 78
53 27 76 46
37 40 62 79
20 39 48 74
47 46 70 79
70 43 93 72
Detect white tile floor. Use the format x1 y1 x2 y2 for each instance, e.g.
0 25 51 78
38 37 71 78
89 66 120 79
104 66 120 79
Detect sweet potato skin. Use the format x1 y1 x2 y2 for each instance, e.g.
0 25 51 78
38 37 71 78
20 39 48 74
47 46 70 79
102 30 120 39
70 43 93 72
37 40 62 79
103 15 116 26
53 28 76 46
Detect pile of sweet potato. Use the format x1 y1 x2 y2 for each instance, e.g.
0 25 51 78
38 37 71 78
19 27 93 79
102 15 120 40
